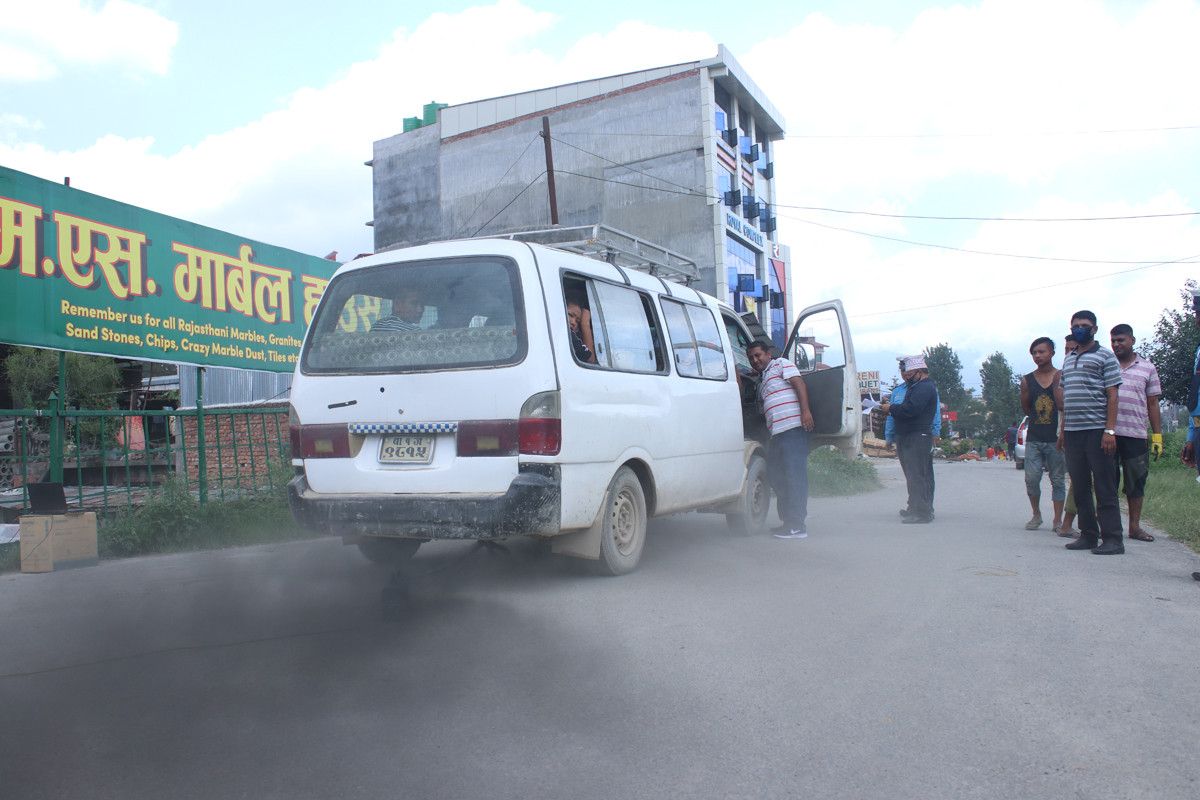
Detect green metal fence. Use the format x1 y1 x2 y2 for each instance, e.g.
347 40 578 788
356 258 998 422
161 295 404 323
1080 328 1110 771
0 405 290 518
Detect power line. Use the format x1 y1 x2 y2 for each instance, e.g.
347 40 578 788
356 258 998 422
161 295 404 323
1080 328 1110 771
454 134 543 238
552 146 1197 225
780 212 1200 266
852 253 1200 319
787 124 1200 140
548 134 702 196
470 170 548 237
777 205 1200 223
555 169 707 198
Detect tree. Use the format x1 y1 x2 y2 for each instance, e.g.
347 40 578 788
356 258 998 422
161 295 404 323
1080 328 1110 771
3 348 122 410
923 343 967 412
979 352 1022 442
955 394 988 439
1144 281 1200 406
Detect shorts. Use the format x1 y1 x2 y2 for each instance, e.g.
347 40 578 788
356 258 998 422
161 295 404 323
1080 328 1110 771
1115 435 1149 498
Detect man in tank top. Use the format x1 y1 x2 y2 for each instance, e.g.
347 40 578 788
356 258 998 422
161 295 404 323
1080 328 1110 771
1019 337 1067 532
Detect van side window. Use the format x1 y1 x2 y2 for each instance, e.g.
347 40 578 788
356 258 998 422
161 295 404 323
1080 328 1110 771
661 300 729 380
563 275 665 374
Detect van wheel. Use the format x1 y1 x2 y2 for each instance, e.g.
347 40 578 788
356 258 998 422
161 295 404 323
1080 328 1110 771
596 466 647 576
726 455 770 536
1015 459 1024 470
356 537 422 564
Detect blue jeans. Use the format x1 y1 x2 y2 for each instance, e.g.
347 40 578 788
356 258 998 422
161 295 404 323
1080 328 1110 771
767 426 810 526
1024 440 1066 502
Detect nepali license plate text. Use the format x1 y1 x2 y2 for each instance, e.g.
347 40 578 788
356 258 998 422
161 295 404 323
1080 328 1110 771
379 434 435 464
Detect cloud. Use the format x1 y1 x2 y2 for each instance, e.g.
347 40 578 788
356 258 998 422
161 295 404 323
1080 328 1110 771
0 0 178 81
1 0 1196 391
742 0 1200 385
0 0 716 257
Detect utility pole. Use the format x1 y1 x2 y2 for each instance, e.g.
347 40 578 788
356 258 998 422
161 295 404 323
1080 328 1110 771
541 116 559 225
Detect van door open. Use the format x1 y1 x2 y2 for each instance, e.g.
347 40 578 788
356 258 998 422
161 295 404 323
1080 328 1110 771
782 300 860 458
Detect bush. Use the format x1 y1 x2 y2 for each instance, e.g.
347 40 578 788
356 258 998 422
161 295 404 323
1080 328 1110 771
808 445 881 496
98 461 311 559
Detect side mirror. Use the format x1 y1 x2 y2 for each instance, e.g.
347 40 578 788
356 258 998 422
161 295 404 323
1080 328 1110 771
794 343 815 371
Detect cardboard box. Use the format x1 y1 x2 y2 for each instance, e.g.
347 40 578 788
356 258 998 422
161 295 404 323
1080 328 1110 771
19 512 99 573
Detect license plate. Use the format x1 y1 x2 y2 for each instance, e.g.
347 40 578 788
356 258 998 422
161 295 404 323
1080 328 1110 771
379 434 435 464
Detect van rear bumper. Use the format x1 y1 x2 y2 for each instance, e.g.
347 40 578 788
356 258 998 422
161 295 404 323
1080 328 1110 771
287 465 560 540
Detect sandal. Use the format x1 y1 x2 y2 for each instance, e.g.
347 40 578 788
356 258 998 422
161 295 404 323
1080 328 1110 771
1056 526 1077 538
1129 530 1154 542
1024 518 1043 530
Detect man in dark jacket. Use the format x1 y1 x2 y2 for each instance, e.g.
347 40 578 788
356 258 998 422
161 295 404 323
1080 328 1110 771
880 355 938 523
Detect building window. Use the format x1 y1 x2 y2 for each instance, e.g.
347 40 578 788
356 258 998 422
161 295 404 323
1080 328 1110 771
725 234 759 314
718 168 738 208
714 83 732 137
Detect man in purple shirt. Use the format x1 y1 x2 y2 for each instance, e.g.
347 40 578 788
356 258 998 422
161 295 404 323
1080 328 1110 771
1109 324 1162 542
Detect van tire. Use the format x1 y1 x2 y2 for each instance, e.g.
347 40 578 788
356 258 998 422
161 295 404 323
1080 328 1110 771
356 537 422 564
596 466 647 576
726 455 770 536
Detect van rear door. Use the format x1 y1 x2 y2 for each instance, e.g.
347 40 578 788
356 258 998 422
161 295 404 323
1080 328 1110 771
293 242 553 497
782 300 861 458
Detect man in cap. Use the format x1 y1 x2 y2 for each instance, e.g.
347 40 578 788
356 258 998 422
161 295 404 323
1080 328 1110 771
1179 290 1200 580
885 355 942 518
880 355 938 523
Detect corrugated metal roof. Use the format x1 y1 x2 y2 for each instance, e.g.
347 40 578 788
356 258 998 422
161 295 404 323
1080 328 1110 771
178 367 291 409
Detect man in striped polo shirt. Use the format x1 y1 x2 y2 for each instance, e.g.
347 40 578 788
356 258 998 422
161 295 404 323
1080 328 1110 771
747 341 815 539
1109 324 1162 543
1058 310 1124 555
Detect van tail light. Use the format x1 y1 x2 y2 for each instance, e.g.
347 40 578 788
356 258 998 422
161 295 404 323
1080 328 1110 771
295 422 352 459
288 404 301 456
458 421 518 457
518 391 561 456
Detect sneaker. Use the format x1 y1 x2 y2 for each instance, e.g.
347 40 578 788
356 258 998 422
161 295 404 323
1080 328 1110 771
773 529 808 539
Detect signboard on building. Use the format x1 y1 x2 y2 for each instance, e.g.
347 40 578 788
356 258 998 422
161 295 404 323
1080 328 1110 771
725 212 764 248
858 370 880 392
942 411 959 422
0 166 339 373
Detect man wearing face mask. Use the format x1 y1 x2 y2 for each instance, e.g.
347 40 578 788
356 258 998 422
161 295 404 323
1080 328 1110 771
879 355 938 524
1057 310 1124 555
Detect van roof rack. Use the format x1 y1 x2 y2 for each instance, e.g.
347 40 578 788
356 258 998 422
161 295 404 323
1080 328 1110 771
481 224 700 286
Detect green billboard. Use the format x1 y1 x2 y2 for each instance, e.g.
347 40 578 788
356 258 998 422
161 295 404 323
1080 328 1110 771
0 165 341 373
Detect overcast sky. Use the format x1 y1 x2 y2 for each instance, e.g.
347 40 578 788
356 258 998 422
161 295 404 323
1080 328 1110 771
3 0 1197 393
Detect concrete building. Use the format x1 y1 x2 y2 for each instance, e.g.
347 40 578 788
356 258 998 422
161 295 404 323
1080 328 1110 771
370 45 794 346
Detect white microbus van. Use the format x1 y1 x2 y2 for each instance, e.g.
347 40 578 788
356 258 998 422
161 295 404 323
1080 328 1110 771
288 237 858 574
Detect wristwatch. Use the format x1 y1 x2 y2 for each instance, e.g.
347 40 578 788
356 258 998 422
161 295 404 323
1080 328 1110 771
1104 429 1115 435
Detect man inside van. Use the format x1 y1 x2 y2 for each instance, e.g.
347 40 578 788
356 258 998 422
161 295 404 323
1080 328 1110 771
373 287 426 332
747 341 815 539
566 293 598 364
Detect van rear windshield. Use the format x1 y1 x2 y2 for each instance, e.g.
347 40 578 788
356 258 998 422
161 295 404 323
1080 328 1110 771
301 256 527 374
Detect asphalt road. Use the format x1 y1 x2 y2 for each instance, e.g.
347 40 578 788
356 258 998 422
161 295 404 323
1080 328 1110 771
2 458 1199 800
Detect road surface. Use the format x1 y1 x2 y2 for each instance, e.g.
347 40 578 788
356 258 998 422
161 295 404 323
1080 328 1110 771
2 458 1198 799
